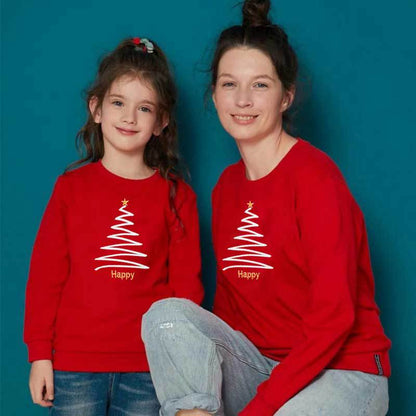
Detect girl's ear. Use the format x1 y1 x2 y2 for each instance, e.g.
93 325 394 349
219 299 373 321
153 113 169 136
89 96 101 123
280 87 295 113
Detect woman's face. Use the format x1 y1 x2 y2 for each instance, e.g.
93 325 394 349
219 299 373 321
212 47 292 144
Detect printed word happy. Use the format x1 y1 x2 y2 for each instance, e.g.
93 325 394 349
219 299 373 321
111 270 135 280
237 270 260 280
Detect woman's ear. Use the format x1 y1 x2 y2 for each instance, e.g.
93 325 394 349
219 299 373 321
212 85 217 110
280 87 295 112
89 96 101 123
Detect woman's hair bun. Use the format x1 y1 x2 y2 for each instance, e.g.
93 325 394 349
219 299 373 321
242 0 271 27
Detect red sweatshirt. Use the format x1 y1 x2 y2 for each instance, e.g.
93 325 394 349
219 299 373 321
212 139 391 415
24 161 203 372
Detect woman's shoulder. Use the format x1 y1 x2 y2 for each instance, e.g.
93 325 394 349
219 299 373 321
215 160 244 185
293 139 345 184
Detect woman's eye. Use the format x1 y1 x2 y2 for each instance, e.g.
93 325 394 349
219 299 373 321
112 100 123 107
254 82 268 88
222 82 235 88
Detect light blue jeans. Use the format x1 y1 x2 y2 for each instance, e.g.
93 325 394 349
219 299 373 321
50 371 159 415
142 298 389 416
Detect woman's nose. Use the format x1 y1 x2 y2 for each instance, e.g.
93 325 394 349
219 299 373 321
235 88 253 108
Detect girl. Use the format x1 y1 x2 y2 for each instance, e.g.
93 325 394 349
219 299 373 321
24 37 204 415
141 1 391 415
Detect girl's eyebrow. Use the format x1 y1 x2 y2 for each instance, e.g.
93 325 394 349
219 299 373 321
108 94 157 106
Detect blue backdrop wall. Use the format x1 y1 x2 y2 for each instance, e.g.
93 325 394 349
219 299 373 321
1 0 415 414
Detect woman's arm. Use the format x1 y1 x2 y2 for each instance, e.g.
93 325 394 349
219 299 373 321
241 175 360 415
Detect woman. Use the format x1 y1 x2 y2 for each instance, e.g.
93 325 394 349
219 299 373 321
142 1 391 415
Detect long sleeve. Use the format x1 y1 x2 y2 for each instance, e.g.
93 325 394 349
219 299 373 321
24 176 70 362
168 181 204 305
240 175 359 414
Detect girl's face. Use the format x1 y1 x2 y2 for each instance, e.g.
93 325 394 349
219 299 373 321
212 47 293 144
90 75 166 158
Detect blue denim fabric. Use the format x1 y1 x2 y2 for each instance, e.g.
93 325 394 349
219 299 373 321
142 298 389 416
50 371 159 416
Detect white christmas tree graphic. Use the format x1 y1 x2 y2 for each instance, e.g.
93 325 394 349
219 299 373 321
222 201 273 271
94 199 149 271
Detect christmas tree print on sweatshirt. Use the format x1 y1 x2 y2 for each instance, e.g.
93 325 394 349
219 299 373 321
95 198 148 280
222 201 273 281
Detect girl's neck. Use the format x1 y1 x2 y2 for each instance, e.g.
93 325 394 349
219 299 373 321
101 153 154 180
237 130 297 181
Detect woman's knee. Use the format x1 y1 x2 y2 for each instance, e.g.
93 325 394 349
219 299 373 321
141 297 200 342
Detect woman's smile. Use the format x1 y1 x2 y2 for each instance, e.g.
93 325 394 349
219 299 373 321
213 47 290 144
232 114 258 124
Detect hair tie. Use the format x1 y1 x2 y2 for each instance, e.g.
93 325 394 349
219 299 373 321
132 37 154 54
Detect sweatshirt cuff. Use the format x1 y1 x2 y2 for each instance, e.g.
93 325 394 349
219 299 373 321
27 341 53 362
239 394 277 416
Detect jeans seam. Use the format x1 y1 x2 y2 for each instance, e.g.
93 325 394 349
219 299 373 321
107 372 116 411
360 376 382 416
206 339 219 394
212 338 271 376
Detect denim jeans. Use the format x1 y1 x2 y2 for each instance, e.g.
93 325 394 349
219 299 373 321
142 298 389 416
49 371 159 415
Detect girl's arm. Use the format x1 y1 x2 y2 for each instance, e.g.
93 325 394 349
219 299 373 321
167 181 204 304
241 175 360 415
24 176 70 362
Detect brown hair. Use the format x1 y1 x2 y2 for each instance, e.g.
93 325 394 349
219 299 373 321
68 37 182 210
211 0 298 126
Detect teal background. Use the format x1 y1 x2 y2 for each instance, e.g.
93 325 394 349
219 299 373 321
1 0 415 414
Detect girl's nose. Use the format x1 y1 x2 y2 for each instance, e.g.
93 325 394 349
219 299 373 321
122 107 137 124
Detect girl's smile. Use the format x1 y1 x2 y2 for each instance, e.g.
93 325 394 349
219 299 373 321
90 75 164 158
115 126 140 135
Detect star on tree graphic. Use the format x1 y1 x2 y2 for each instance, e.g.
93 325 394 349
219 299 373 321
222 201 273 271
94 199 149 271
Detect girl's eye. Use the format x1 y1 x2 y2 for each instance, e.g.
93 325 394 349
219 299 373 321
254 82 268 88
139 106 151 113
112 100 123 107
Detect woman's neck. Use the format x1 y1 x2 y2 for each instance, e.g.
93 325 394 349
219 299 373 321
237 130 297 181
101 152 154 180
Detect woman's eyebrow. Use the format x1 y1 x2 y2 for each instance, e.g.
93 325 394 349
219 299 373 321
217 73 276 81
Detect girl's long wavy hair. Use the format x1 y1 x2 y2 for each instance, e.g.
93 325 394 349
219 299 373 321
68 38 181 207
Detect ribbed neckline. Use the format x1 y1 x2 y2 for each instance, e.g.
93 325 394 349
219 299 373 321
239 138 306 185
96 160 159 185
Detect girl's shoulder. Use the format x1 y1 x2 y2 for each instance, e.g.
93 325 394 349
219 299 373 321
52 162 103 202
60 161 100 185
161 172 197 204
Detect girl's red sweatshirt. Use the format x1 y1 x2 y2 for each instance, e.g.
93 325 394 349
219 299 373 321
24 161 204 372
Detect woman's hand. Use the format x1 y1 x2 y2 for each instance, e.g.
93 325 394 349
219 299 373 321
29 359 54 407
